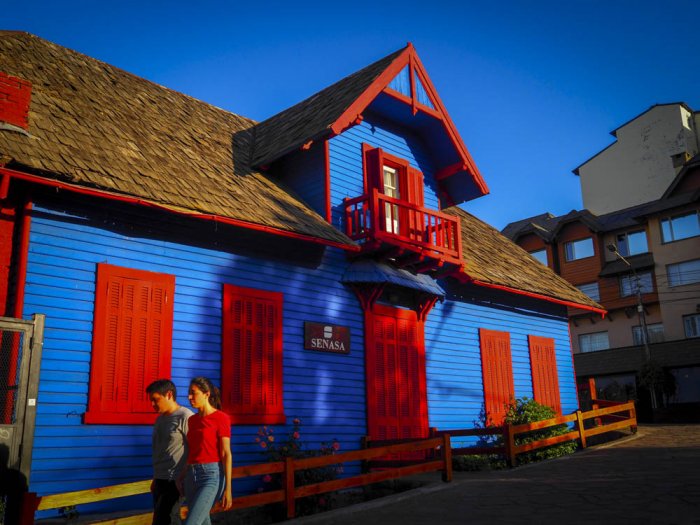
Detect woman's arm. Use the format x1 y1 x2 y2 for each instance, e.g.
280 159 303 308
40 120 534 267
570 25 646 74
219 436 233 510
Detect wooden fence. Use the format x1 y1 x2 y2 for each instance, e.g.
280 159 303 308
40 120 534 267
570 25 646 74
19 401 635 524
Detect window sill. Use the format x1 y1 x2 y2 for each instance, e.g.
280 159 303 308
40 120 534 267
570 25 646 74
225 412 287 425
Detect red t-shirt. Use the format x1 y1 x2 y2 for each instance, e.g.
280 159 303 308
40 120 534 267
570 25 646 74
187 410 231 464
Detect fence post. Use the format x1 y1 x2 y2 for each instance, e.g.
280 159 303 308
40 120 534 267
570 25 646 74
19 491 39 525
575 410 587 449
504 424 516 468
284 457 295 519
629 402 638 433
441 433 452 482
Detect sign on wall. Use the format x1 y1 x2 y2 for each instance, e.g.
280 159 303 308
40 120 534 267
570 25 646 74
304 322 350 354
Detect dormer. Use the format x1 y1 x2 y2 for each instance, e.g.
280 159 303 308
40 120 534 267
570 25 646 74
250 44 489 275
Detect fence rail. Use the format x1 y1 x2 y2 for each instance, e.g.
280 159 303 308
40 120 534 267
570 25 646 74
19 401 636 524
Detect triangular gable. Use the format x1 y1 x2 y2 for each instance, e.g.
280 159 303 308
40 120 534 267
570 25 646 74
250 44 488 203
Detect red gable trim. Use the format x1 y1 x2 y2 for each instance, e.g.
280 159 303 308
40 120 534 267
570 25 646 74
330 45 489 197
456 271 607 316
0 167 359 252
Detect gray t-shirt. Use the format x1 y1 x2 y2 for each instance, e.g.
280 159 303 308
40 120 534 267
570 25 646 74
152 406 194 481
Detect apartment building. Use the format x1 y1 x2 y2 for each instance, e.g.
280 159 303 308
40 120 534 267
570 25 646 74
503 105 700 420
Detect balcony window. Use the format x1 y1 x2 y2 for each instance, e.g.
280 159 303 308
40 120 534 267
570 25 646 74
579 331 609 353
616 230 648 256
565 238 594 261
684 314 700 338
632 323 665 345
619 271 653 297
576 282 600 302
529 249 548 266
660 211 699 243
383 165 400 234
667 259 700 287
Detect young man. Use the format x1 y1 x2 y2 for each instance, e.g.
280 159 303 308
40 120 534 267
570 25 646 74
146 379 194 525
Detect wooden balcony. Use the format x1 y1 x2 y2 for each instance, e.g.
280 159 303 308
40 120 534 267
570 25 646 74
344 189 462 271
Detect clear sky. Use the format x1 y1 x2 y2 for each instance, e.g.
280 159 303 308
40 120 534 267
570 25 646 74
5 1 700 230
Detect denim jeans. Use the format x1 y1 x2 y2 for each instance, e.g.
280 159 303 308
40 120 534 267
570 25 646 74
183 463 224 525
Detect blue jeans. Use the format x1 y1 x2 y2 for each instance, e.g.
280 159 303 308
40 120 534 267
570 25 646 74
183 463 224 525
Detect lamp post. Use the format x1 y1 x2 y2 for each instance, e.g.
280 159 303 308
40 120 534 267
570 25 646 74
606 244 657 410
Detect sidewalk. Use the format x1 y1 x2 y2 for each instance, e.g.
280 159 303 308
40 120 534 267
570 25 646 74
288 425 700 525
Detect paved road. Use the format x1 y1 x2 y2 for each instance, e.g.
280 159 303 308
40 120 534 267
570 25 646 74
291 425 700 525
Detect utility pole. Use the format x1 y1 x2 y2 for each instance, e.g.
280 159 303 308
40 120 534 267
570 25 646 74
606 244 657 410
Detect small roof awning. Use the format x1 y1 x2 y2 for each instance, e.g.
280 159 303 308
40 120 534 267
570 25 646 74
599 253 655 277
341 260 446 297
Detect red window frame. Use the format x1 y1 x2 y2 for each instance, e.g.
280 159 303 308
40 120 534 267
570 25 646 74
85 264 175 424
479 328 515 426
528 335 562 414
221 284 285 424
363 144 424 207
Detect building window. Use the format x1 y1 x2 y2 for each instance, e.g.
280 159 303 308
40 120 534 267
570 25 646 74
667 259 700 287
364 145 425 239
619 271 654 296
528 335 561 414
669 367 700 403
616 230 648 256
221 284 285 424
479 329 514 425
684 314 700 338
579 331 609 353
660 210 699 243
529 249 548 266
85 264 175 424
564 237 594 261
576 282 600 302
632 323 665 345
595 374 637 402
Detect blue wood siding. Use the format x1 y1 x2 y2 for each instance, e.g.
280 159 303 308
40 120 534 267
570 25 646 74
388 66 410 97
275 144 327 218
328 116 439 231
23 196 366 514
426 288 577 441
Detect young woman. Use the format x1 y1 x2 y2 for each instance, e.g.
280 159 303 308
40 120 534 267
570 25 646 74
184 377 233 525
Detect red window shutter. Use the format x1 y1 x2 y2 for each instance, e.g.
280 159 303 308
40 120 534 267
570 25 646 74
364 146 383 193
86 264 174 424
406 167 424 208
528 335 561 414
222 284 284 424
479 328 514 426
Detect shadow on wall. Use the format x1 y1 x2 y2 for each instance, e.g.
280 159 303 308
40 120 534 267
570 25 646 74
0 442 28 525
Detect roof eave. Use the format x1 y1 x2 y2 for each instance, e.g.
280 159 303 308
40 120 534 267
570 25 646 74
1 166 360 252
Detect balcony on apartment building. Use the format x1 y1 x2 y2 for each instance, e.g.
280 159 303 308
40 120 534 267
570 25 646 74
344 188 462 273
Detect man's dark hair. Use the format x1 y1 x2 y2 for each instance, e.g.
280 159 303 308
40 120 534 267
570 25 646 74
146 378 177 397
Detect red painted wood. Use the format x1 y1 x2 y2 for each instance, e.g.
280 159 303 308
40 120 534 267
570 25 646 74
0 72 32 130
221 284 285 424
479 328 514 425
85 264 174 424
324 140 331 222
528 335 562 414
0 167 360 253
457 274 607 315
365 305 428 460
0 202 16 316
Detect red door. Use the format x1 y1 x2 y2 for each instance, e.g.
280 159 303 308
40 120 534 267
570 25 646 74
366 305 428 451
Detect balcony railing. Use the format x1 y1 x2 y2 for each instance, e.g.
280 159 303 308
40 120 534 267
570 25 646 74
344 189 462 266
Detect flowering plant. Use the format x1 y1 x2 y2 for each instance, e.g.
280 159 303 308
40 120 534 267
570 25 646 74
255 418 342 515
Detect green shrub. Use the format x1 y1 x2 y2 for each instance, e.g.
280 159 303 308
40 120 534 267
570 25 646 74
503 397 578 465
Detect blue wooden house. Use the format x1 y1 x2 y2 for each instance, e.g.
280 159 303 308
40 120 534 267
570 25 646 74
0 32 604 515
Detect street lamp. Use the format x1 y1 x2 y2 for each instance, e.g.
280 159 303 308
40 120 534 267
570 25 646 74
606 244 657 410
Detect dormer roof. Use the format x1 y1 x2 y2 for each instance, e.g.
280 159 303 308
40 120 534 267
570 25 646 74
250 43 488 205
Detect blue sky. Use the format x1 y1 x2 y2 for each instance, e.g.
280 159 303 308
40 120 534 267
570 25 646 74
5 1 700 229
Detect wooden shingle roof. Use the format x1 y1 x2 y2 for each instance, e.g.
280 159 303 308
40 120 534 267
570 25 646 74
446 207 604 311
250 47 407 168
0 31 354 248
